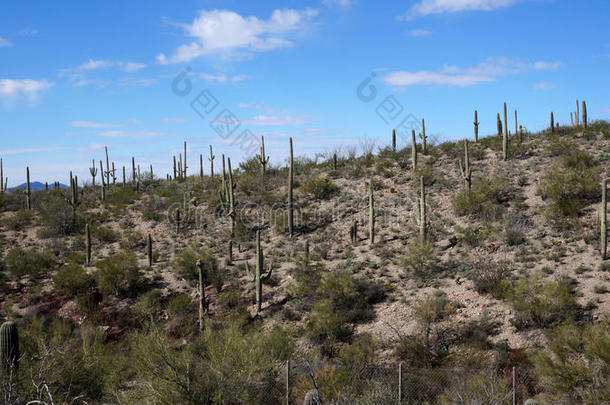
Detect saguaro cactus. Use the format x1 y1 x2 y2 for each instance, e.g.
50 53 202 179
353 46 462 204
228 240 233 265
86 223 91 265
519 125 524 144
90 159 97 186
288 137 294 237
196 260 207 332
369 179 375 244
550 112 555 133
253 230 273 314
458 140 472 191
199 154 203 178
392 129 396 152
474 110 479 143
104 146 111 186
66 176 80 226
147 233 153 268
503 102 508 161
175 208 180 233
173 156 177 180
209 145 215 177
576 100 580 126
418 176 427 246
602 179 608 259
25 166 31 210
582 100 587 129
411 130 418 173
420 118 427 154
514 109 518 139
183 141 188 178
350 220 358 244
0 321 19 371
497 113 502 137
257 136 270 175
122 166 126 189
333 153 337 170
132 157 136 185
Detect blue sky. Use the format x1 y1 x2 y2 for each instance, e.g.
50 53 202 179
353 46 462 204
1 0 609 184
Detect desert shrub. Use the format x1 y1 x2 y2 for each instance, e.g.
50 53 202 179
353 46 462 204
299 174 338 199
133 290 163 323
53 263 95 296
401 240 437 280
37 192 77 236
120 229 146 250
452 176 512 221
533 322 610 403
94 252 142 297
2 209 34 230
91 224 119 243
468 256 512 297
437 370 512 405
539 147 600 227
105 186 138 205
141 194 167 221
504 212 528 246
508 273 581 330
171 246 221 291
5 247 57 276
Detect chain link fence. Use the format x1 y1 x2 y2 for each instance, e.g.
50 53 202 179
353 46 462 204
259 362 537 405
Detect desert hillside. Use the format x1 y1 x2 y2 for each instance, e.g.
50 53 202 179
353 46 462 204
0 116 609 404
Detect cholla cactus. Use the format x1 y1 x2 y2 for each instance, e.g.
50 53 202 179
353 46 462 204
458 140 472 191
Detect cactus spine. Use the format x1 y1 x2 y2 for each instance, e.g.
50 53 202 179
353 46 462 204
288 137 294 237
147 233 153 268
418 176 427 247
25 166 31 210
196 260 206 332
0 321 19 372
209 145 215 177
411 129 418 173
582 100 587 129
90 159 97 185
474 110 479 143
368 179 375 244
420 119 427 154
550 112 555 133
257 136 270 175
602 179 608 259
392 129 396 152
86 223 91 265
254 230 273 315
459 140 472 191
502 102 508 160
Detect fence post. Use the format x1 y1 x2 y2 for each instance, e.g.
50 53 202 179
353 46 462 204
286 360 291 405
398 362 403 404
512 366 516 405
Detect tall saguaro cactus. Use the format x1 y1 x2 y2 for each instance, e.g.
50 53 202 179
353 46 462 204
25 166 31 210
368 180 375 244
497 113 502 137
514 109 518 139
199 154 203 178
257 136 270 175
209 145 215 177
550 112 555 133
90 159 97 186
147 233 153 268
66 176 80 227
576 100 580 126
582 100 587 129
0 321 19 371
288 137 294 237
392 129 396 152
227 158 236 236
254 230 273 315
418 176 427 247
104 146 111 186
602 179 608 259
474 110 479 143
503 102 508 161
196 260 207 332
132 157 136 185
183 141 188 178
86 223 91 265
459 139 472 191
411 130 418 173
420 119 427 154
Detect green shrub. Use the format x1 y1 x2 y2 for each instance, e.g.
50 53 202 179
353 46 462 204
37 191 77 236
508 273 581 330
452 176 512 221
53 263 94 296
2 209 34 230
468 257 512 298
171 246 221 291
299 174 339 199
94 252 142 297
91 224 119 243
401 241 437 281
5 247 57 276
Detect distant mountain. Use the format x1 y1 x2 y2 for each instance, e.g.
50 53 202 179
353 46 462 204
8 182 69 192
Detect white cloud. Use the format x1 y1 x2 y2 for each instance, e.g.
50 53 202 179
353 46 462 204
533 61 561 71
19 28 38 36
162 117 188 123
322 0 354 8
156 8 319 64
77 59 113 70
98 130 167 138
69 121 122 128
408 29 432 37
0 79 53 99
243 115 307 126
533 82 556 90
199 72 249 83
403 0 521 19
0 37 12 47
119 62 147 72
238 102 274 113
382 57 561 89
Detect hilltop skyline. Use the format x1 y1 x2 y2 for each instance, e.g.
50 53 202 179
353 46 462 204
1 0 610 184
